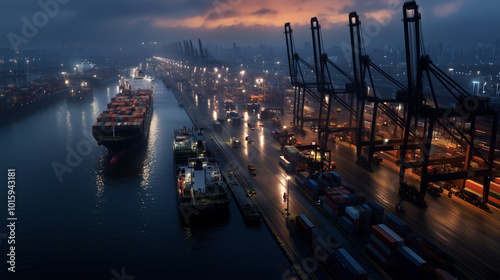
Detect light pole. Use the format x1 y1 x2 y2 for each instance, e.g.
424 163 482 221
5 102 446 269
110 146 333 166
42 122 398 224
26 60 29 75
240 70 245 86
286 176 291 216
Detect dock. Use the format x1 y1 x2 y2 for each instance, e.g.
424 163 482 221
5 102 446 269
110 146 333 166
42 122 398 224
205 140 262 224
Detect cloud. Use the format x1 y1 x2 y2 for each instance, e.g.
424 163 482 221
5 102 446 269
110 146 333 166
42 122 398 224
433 1 464 18
252 8 279 16
1 0 500 49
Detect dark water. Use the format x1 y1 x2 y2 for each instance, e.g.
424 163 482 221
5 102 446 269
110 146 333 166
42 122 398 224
0 77 290 279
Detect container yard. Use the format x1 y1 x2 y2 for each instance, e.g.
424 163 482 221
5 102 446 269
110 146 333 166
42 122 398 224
0 75 67 116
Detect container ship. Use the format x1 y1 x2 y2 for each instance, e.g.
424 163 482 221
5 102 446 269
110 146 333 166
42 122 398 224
173 127 230 219
92 70 153 164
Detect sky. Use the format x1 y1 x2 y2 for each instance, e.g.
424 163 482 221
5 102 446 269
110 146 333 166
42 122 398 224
0 0 499 51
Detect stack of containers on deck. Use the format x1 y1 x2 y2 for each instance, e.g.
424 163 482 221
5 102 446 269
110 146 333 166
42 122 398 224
341 206 371 234
323 186 349 217
94 90 151 131
305 179 319 201
332 248 368 280
366 224 405 267
364 200 385 225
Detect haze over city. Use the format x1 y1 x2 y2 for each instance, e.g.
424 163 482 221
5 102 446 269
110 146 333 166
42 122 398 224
1 0 499 49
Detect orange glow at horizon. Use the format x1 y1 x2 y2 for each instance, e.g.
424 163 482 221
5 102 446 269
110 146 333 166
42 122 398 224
150 0 355 30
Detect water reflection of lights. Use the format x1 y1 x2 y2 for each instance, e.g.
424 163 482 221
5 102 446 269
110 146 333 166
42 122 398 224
207 99 210 109
195 95 198 106
260 134 265 149
93 158 106 225
90 94 100 122
81 111 87 136
213 110 217 120
142 112 159 189
244 111 248 121
66 110 72 142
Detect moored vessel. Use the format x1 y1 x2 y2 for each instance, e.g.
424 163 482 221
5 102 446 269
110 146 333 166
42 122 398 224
173 127 230 220
92 70 153 164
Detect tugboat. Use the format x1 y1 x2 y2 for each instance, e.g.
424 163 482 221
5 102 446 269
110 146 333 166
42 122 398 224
66 80 93 102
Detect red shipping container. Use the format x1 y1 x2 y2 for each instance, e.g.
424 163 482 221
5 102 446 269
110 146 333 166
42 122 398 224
371 225 398 250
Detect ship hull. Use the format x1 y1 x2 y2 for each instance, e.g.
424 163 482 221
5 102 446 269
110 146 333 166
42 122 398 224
176 180 231 220
96 127 149 154
178 200 230 217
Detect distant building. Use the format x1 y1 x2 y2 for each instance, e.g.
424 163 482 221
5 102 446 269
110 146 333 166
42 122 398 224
494 38 500 58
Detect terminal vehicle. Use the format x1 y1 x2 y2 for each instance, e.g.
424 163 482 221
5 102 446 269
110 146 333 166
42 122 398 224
248 163 256 176
230 137 240 148
395 200 405 213
213 120 222 131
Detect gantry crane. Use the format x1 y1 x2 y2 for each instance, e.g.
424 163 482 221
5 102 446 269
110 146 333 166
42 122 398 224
399 1 499 203
285 19 357 149
349 12 420 171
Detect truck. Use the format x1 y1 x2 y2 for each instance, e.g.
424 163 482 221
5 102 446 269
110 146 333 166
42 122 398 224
213 120 222 131
271 118 281 127
248 163 256 176
231 116 241 126
230 137 240 148
226 110 238 119
224 101 235 110
260 109 275 119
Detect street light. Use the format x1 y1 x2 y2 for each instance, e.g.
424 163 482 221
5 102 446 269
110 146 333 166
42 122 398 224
285 176 291 216
240 70 245 86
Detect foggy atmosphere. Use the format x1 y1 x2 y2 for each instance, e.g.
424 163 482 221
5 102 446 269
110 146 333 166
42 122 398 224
1 0 499 279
